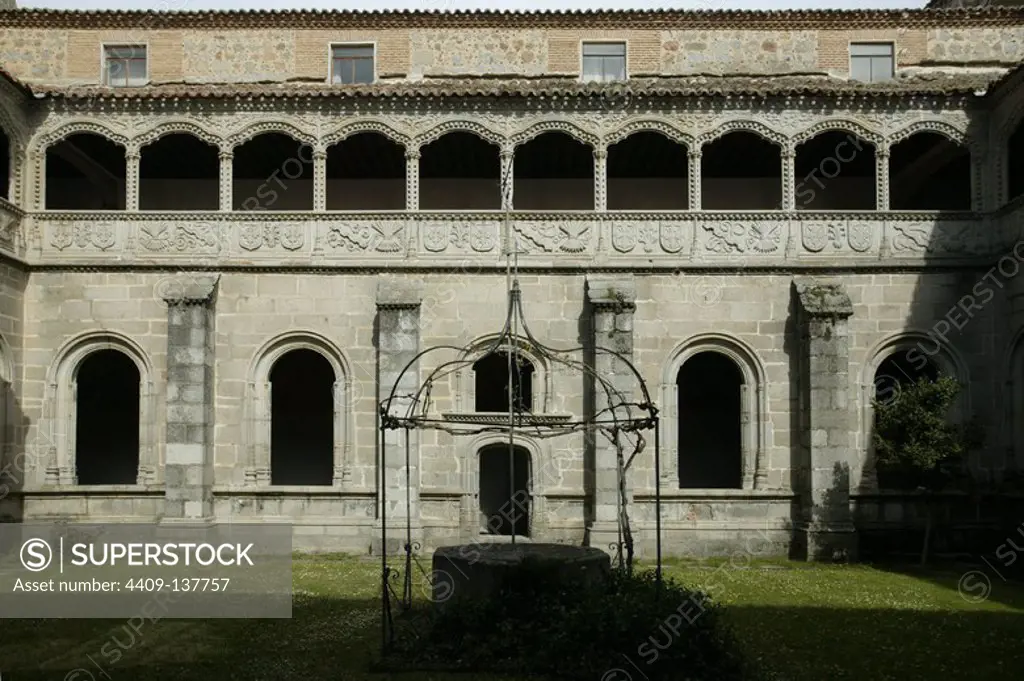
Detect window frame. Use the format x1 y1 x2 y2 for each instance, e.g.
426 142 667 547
580 40 628 83
101 43 149 88
329 42 377 85
848 41 896 83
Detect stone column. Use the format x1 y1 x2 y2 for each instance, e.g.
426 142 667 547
688 150 702 211
875 148 890 211
312 148 327 212
585 275 636 553
125 150 141 211
405 149 420 211
781 148 795 211
500 147 514 210
793 278 857 561
218 150 233 212
161 275 219 525
594 148 608 212
375 277 423 555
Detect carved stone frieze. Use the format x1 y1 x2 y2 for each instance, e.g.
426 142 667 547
0 209 21 251
421 220 499 253
49 220 118 252
610 220 690 255
800 220 876 254
888 220 988 256
323 219 407 253
697 219 787 256
136 221 221 253
512 219 595 254
237 221 305 252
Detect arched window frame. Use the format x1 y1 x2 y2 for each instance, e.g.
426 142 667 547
245 332 353 488
461 433 543 540
43 332 156 487
859 331 970 492
454 337 550 416
662 334 767 491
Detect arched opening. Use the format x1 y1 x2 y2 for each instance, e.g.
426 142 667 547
233 132 313 211
269 349 334 485
75 349 139 485
0 127 9 201
478 443 530 536
889 132 971 210
873 350 940 407
701 131 781 210
794 131 877 210
45 133 126 210
1008 118 1024 204
326 132 406 210
473 351 534 413
139 133 219 210
514 132 594 210
607 131 689 210
420 132 501 210
677 351 743 489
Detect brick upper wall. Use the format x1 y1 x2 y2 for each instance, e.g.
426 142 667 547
0 24 1022 86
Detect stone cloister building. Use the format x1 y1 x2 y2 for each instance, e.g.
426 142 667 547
0 5 1023 558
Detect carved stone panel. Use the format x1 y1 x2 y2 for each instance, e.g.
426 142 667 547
610 220 692 257
320 218 408 255
236 221 308 254
48 220 122 253
800 219 878 256
135 221 222 255
512 219 596 255
420 220 500 254
887 220 988 257
695 219 788 259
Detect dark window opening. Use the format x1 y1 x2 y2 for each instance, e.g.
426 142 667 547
420 132 501 210
140 133 219 211
326 132 406 210
794 131 877 210
479 444 530 536
270 349 335 486
873 352 941 488
677 351 743 489
474 351 534 413
1009 119 1024 204
75 349 139 485
45 133 126 210
701 131 781 210
514 132 594 210
889 132 971 211
233 133 313 211
607 131 689 210
0 128 9 200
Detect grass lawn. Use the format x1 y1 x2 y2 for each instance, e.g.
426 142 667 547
0 555 1021 680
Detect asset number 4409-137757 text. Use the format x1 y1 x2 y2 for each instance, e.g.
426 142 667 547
124 577 231 592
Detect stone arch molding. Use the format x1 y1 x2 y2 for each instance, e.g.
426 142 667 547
454 335 552 414
603 119 693 149
244 331 354 487
322 119 411 149
42 331 157 488
887 120 969 148
460 432 546 539
661 333 768 491
134 121 224 150
791 119 884 147
696 120 787 149
858 330 970 492
226 120 318 150
416 120 505 149
510 120 599 149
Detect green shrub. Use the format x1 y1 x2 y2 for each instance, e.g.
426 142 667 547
390 560 755 681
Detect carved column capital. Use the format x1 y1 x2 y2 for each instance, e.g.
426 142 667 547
158 274 220 306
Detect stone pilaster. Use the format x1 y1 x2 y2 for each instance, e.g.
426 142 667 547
312 148 327 211
875 148 890 211
161 275 219 525
781 148 795 211
500 147 514 210
585 275 636 553
218 150 233 212
593 148 608 211
125 150 140 211
793 278 857 561
375 276 423 555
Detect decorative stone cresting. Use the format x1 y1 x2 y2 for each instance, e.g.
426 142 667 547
431 543 611 607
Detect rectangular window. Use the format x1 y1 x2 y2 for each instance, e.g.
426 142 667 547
331 44 375 85
103 45 147 87
582 42 627 83
850 43 894 83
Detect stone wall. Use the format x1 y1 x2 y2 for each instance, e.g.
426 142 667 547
3 24 1023 85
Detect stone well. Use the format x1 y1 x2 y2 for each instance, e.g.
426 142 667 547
431 542 611 607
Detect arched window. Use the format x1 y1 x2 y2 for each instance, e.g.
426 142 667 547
473 351 535 413
889 131 971 211
677 351 744 489
478 443 530 536
269 349 335 486
45 132 127 210
75 349 139 485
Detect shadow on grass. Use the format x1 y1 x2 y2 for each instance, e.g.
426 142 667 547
720 604 1024 681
